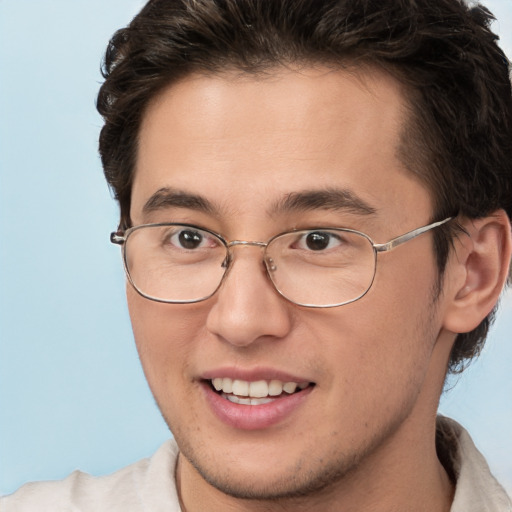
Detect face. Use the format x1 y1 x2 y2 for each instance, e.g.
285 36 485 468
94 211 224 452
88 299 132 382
128 67 453 500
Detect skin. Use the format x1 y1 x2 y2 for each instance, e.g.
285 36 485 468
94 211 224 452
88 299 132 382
126 66 498 511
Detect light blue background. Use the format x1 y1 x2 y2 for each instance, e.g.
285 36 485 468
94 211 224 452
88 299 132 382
0 0 511 497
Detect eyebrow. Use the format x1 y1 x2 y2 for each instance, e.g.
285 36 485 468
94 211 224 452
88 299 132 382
271 188 377 216
142 187 217 216
142 186 377 220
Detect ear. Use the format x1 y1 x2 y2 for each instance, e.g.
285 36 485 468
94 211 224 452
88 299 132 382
442 210 512 334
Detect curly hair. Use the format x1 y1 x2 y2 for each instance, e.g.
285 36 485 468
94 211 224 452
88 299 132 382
97 0 512 374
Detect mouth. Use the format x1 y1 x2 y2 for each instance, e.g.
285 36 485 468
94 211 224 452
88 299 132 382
207 377 315 405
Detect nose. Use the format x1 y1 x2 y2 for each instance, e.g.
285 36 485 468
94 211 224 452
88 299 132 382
206 245 293 347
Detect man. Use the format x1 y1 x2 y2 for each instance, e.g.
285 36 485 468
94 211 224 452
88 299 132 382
2 0 511 510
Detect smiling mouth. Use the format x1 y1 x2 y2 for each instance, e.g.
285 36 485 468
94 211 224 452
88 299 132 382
208 377 315 405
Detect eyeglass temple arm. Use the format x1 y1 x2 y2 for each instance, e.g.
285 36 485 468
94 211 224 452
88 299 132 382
110 232 126 245
373 217 453 253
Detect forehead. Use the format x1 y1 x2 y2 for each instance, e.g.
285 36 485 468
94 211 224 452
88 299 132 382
132 66 431 231
138 66 406 158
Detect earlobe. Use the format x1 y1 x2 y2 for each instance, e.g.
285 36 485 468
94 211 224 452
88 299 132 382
443 210 512 334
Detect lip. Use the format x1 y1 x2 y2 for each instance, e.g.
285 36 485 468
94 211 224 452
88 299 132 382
201 366 311 383
200 368 315 430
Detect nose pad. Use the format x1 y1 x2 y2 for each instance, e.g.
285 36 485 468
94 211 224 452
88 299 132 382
265 256 277 272
221 253 232 269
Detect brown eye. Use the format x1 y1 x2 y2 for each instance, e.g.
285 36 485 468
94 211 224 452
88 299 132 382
305 232 332 251
178 230 203 249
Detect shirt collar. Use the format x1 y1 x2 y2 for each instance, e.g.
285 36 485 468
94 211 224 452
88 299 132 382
436 416 512 512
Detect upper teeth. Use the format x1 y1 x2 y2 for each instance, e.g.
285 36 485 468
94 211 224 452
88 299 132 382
211 378 309 398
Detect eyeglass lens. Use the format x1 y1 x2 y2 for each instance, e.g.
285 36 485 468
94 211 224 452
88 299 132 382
123 224 377 307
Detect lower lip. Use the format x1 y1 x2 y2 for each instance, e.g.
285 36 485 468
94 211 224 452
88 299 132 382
202 382 314 430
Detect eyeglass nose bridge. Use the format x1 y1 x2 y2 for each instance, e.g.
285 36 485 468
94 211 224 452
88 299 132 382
222 239 274 272
227 240 268 249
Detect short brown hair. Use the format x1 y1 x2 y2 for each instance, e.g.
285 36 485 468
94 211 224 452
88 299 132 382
97 0 512 373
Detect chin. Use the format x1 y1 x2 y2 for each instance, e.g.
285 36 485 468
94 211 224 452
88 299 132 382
178 439 361 502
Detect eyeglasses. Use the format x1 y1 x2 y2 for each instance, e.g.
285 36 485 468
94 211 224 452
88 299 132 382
110 217 452 308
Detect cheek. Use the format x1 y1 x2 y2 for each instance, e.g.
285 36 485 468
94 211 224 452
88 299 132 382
312 255 439 398
372 244 439 328
126 287 203 401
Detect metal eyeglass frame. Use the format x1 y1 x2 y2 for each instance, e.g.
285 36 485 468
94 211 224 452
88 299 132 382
110 217 453 308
